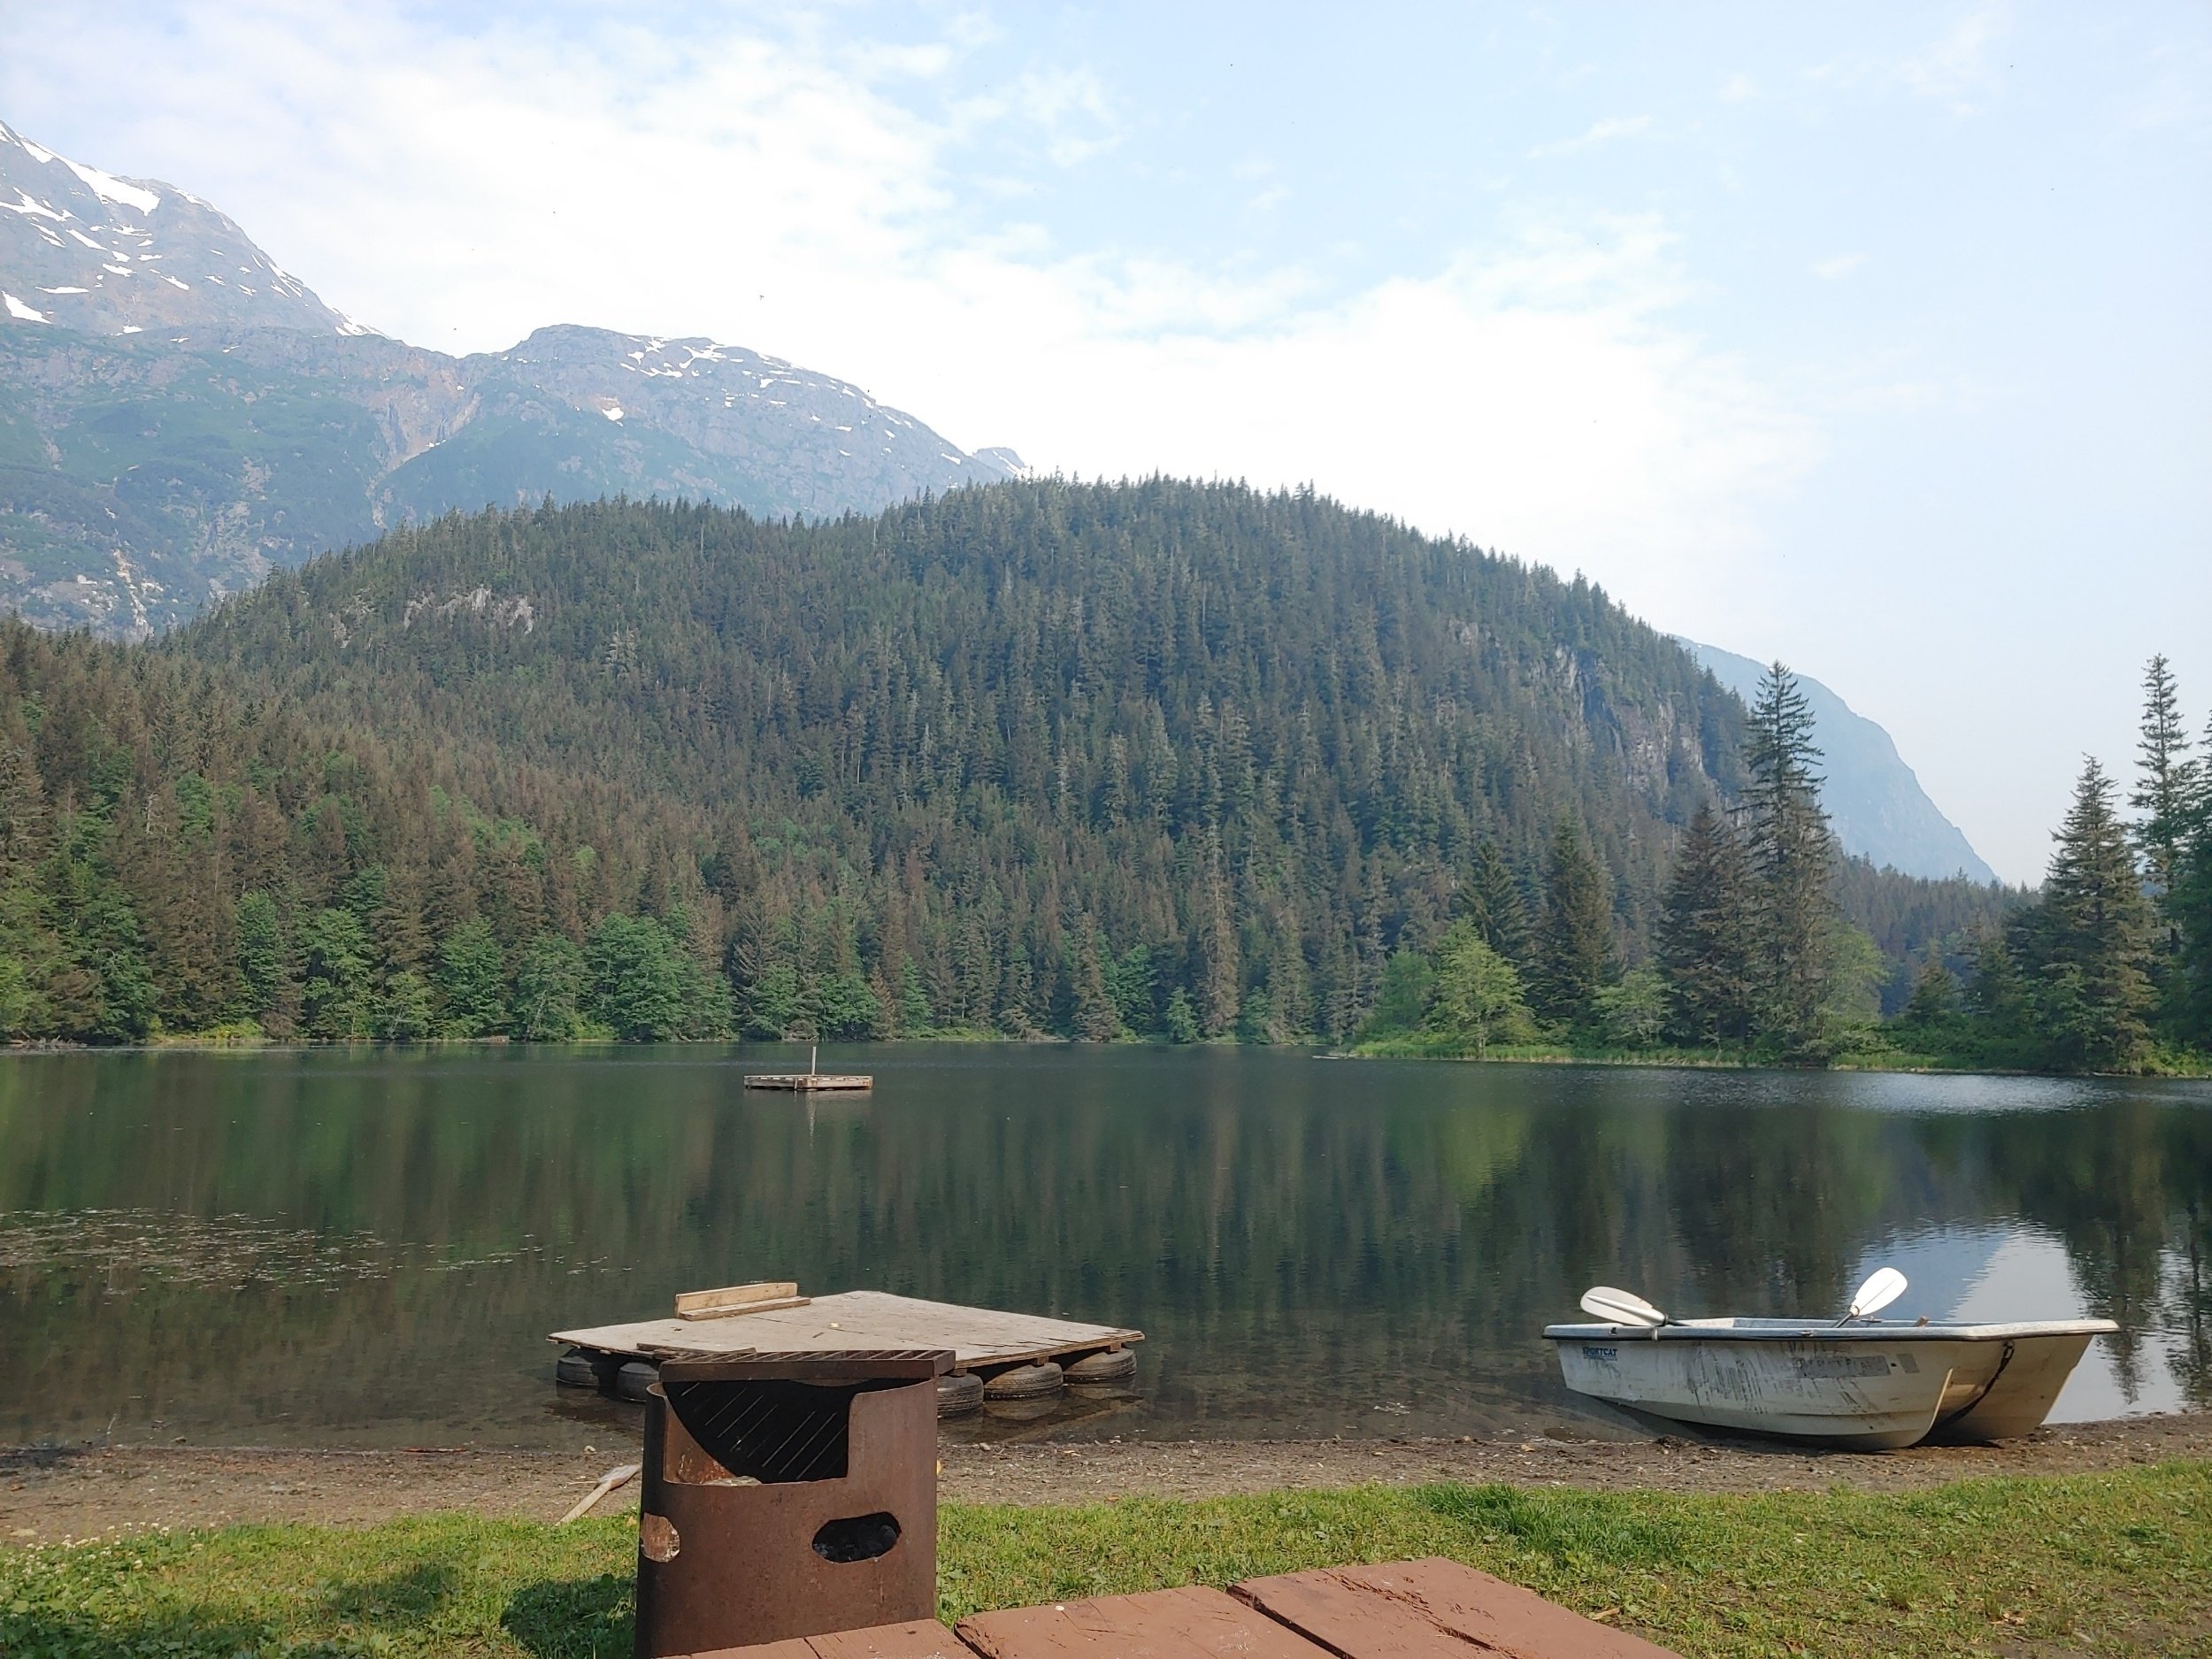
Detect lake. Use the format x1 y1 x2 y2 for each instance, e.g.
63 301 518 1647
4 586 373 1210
2 1045 2207 1450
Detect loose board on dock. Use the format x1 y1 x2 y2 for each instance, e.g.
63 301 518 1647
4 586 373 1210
743 1073 874 1091
553 1288 1141 1371
674 1281 808 1320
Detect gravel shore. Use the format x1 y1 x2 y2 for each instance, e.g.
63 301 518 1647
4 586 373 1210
5 1411 2207 1543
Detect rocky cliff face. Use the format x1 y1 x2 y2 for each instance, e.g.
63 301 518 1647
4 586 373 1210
0 121 1022 636
1683 638 1997 884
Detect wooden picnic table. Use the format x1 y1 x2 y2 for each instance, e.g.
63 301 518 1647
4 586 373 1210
681 1556 1680 1658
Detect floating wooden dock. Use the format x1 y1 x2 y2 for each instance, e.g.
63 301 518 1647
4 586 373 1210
552 1288 1141 1375
742 1073 873 1091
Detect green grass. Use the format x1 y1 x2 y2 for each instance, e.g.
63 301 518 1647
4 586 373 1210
4 1465 2208 1656
1350 1034 1754 1066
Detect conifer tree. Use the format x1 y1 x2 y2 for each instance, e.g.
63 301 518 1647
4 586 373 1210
1069 918 1122 1041
514 932 586 1040
1743 664 1834 1053
1196 846 1240 1037
231 890 295 1036
2179 706 2212 1048
0 726 49 883
1961 925 2028 1056
1896 950 1961 1036
1656 803 1755 1047
895 957 935 1035
2131 657 2200 1002
2131 656 2198 910
298 908 373 1040
438 918 510 1036
2021 757 2154 1071
2172 790 2212 1051
1531 818 1612 1029
1455 841 1532 969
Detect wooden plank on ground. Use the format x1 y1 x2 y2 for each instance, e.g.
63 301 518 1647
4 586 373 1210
677 1618 971 1657
956 1586 1326 1658
554 1289 1141 1370
1233 1557 1682 1658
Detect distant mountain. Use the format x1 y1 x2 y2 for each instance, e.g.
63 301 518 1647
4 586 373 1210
0 119 1021 635
1682 639 1997 884
0 119 364 336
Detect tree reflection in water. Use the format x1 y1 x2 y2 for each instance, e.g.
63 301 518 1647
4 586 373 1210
0 1048 2204 1448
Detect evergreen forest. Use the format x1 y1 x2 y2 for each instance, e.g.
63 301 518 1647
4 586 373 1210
0 479 2109 1061
1365 654 2212 1073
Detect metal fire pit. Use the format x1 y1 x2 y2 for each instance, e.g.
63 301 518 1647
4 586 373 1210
632 1348 951 1658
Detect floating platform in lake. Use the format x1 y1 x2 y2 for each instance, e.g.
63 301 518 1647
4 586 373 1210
552 1287 1141 1379
742 1072 874 1090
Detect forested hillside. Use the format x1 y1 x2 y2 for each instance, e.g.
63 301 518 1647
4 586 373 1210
0 481 2014 1046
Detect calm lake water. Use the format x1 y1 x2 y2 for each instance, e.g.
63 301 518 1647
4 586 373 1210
2 1046 2208 1450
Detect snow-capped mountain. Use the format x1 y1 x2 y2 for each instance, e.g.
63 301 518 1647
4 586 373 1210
0 121 1024 636
0 119 364 336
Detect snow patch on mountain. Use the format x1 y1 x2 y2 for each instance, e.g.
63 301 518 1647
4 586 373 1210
0 117 357 335
63 158 159 215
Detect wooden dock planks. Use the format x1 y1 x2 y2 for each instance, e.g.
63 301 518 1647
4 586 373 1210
554 1289 1141 1371
1233 1557 1683 1658
695 1558 1680 1657
680 1620 969 1657
956 1587 1323 1659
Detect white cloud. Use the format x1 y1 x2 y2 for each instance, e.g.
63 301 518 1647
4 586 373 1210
1898 2 2014 112
0 3 1811 633
1527 114 1654 159
1812 251 1868 280
1809 2 2015 117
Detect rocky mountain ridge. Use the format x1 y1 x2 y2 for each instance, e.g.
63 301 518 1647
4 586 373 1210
0 119 361 336
0 120 1021 634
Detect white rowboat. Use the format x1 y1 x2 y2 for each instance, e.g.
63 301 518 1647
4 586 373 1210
1542 1316 2116 1449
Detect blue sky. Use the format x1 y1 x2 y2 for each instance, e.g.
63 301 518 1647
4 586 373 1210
2 2 2207 880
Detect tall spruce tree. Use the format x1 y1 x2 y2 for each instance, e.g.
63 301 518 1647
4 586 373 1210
1455 840 1532 969
2131 656 2199 971
2021 757 2155 1071
1532 818 1613 1030
2166 711 2212 1052
1656 802 1755 1047
1743 664 1834 1054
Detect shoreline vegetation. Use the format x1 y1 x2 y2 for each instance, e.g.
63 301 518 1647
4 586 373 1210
2 1017 2204 1079
3 1458 2206 1657
11 1026 2207 1080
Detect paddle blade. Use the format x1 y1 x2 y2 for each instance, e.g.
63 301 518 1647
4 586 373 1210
1579 1286 1666 1327
1847 1266 1909 1321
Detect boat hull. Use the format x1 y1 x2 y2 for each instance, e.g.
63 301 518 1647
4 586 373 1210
1543 1319 2113 1449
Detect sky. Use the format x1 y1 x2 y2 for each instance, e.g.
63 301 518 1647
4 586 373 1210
1 1 2206 882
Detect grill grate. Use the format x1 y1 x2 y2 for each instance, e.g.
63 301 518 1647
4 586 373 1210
667 1378 896 1484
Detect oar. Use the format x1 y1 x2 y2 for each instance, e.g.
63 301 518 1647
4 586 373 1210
1836 1266 1909 1326
558 1463 641 1525
1580 1286 1667 1329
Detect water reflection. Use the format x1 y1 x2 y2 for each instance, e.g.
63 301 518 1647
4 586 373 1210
0 1047 2205 1448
